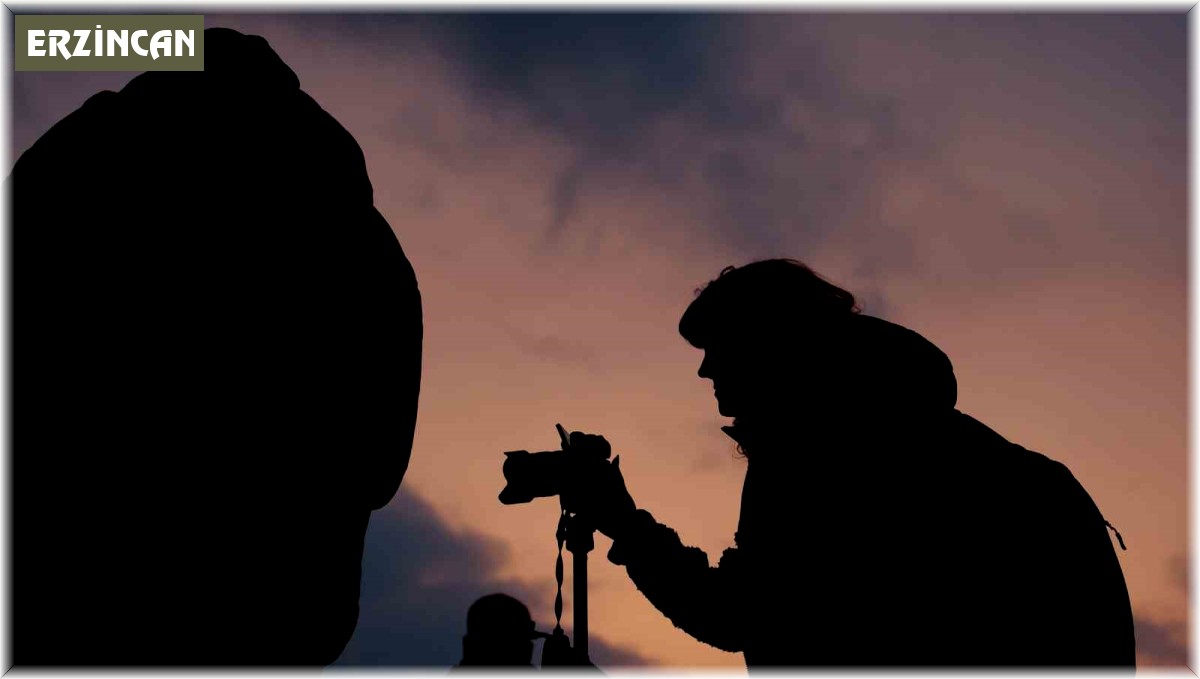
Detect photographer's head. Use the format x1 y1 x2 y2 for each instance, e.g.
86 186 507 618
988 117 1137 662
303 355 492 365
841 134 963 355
679 259 861 420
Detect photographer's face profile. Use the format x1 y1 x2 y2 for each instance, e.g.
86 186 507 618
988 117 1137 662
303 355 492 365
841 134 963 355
698 327 808 420
698 340 757 418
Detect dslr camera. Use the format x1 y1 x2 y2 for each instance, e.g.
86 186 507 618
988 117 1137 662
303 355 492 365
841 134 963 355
499 424 612 505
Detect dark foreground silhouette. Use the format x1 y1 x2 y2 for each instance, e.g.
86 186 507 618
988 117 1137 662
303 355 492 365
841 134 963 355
454 593 548 669
561 259 1136 668
12 28 422 666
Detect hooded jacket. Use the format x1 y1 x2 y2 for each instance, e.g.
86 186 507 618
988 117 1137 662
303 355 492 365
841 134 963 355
607 315 1135 668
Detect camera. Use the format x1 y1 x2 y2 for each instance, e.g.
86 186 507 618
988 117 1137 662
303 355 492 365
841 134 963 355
498 425 611 505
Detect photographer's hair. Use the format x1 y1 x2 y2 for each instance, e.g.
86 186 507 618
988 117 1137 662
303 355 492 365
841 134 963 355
680 259 862 459
678 258 861 349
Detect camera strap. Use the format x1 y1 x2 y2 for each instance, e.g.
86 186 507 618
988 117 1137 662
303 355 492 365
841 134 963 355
554 508 568 633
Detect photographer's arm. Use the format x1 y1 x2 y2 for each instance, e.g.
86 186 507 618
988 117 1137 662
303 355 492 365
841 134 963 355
604 510 747 653
563 432 747 653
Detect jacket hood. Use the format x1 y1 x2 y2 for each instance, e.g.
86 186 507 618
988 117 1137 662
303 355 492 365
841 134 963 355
838 314 958 414
721 314 957 454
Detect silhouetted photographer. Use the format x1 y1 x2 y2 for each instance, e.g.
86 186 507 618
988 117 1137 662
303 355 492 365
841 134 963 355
506 259 1135 669
454 594 549 670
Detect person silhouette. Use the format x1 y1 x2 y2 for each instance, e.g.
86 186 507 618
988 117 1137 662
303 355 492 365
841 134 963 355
11 28 422 666
455 594 549 669
562 259 1135 668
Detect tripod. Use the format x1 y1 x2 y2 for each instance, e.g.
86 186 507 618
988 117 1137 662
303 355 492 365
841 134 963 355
546 504 594 666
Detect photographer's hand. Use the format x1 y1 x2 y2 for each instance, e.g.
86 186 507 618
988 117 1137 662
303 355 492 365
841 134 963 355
562 432 639 541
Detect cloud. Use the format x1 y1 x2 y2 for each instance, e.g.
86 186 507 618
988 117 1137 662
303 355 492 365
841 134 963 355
1134 616 1187 667
503 323 603 370
382 12 1186 292
424 14 720 148
1128 553 1192 668
1167 552 1187 595
334 487 652 667
351 13 864 258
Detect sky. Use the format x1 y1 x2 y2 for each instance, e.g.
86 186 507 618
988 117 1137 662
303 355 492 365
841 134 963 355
9 10 1188 669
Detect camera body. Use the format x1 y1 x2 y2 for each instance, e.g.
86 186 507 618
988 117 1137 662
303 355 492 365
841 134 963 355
499 442 611 505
